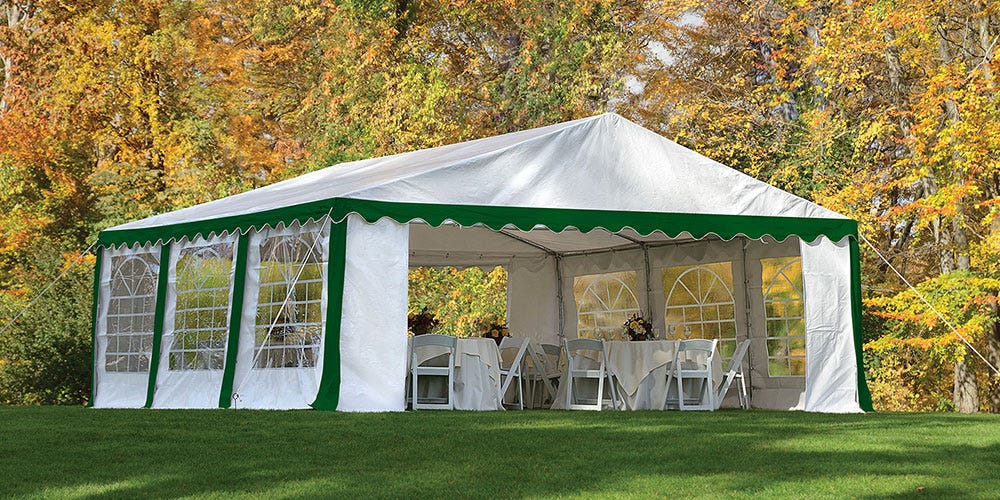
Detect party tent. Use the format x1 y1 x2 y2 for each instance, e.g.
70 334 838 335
91 113 873 413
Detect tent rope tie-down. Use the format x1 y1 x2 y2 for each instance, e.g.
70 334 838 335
860 234 1000 376
232 211 332 403
0 240 97 339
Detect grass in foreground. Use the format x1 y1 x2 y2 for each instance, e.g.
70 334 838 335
1 407 998 499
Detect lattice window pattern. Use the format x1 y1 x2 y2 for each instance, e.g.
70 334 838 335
663 262 738 364
253 226 326 369
762 257 805 377
574 271 641 341
169 241 235 371
105 251 158 372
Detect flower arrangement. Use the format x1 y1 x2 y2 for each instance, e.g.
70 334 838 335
623 313 654 341
407 307 439 335
481 322 510 346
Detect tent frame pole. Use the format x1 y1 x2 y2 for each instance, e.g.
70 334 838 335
497 229 558 256
496 228 566 340
555 254 565 340
741 237 754 406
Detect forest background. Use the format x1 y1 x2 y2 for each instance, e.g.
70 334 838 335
0 0 997 412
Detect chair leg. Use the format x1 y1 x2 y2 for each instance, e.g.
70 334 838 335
707 377 716 411
516 374 524 410
565 373 573 409
739 375 748 409
607 374 620 410
676 372 686 410
411 371 418 410
594 372 604 411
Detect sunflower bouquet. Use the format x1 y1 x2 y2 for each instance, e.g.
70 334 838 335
623 313 654 341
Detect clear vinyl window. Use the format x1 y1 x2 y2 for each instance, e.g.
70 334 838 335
169 240 235 371
762 257 805 377
104 250 159 372
662 262 738 364
253 225 327 369
574 271 640 340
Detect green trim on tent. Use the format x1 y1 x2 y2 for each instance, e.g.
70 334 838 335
219 235 250 408
99 198 871 411
144 244 172 408
850 237 874 412
97 198 858 248
311 220 347 411
87 248 103 408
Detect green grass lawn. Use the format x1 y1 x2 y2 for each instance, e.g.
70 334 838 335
1 407 998 499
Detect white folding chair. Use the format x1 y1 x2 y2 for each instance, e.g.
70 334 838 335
715 339 751 410
410 334 457 410
520 342 555 409
667 338 718 411
540 343 564 393
498 337 530 410
563 338 620 411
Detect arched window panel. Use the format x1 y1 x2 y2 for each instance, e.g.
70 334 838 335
170 241 235 371
105 250 159 373
662 262 738 363
253 223 328 369
762 257 805 377
573 271 640 340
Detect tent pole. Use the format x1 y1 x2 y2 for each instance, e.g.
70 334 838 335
495 228 565 341
642 244 652 326
555 254 565 341
741 237 754 405
610 232 653 331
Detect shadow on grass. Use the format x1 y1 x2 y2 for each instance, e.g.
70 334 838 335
2 407 999 498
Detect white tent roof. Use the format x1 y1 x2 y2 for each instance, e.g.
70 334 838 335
110 113 844 236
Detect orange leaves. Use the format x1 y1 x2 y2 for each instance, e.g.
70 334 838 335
865 333 962 353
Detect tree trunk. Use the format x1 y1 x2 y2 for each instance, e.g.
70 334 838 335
953 358 979 413
935 10 979 412
1 2 32 113
989 296 1000 413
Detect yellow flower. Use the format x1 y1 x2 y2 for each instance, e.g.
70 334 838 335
629 321 639 330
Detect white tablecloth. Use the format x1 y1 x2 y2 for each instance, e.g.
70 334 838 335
408 337 502 410
553 340 724 410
